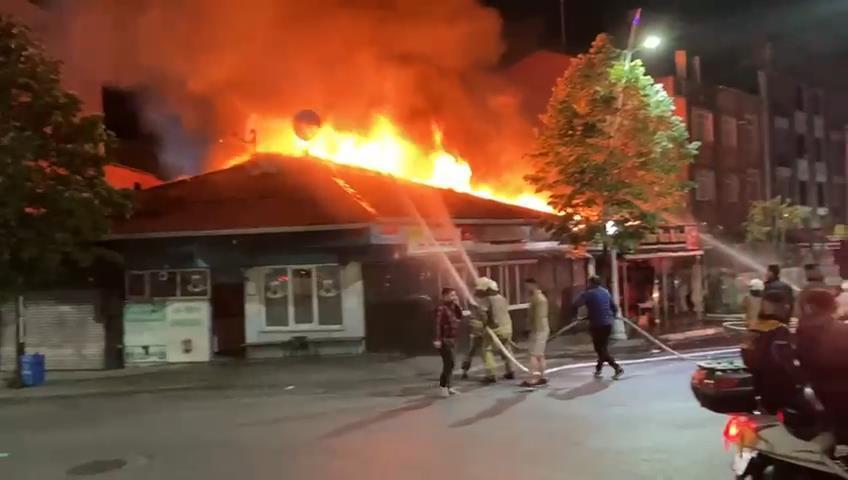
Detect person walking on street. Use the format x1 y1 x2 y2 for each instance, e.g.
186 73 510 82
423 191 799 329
434 287 462 397
477 277 515 384
521 278 549 387
574 276 624 379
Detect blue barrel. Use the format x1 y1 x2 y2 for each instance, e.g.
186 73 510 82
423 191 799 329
20 354 45 387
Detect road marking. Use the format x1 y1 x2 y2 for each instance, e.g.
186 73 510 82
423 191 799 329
544 347 740 375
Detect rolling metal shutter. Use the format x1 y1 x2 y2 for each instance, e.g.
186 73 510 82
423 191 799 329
0 301 15 372
24 290 105 370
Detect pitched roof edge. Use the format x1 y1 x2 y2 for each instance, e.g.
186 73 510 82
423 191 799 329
106 223 372 240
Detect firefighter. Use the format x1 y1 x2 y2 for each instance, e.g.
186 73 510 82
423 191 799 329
460 298 485 380
477 277 515 384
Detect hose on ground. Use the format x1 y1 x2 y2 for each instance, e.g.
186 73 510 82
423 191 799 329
487 316 716 375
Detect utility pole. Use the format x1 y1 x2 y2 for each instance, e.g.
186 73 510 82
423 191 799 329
609 7 645 341
559 0 566 50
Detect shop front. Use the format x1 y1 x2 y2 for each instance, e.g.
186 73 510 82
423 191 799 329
620 225 704 330
122 269 213 365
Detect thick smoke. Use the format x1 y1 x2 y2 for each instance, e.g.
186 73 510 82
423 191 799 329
21 0 535 186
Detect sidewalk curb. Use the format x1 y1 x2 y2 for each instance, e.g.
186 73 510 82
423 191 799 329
0 344 741 403
0 383 204 404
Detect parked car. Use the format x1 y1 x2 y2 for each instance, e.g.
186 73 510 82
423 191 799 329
691 357 756 414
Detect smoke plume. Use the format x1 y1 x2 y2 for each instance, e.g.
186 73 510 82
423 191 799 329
18 0 535 186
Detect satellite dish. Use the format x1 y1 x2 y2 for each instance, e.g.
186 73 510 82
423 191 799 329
293 109 322 141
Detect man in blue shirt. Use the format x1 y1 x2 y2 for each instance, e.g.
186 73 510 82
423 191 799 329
574 276 624 379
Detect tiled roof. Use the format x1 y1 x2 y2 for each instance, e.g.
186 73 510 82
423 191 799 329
104 164 163 190
111 154 543 238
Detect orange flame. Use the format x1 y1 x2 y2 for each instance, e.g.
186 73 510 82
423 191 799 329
226 115 553 213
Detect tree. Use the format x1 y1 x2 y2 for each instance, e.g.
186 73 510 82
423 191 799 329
0 16 130 383
745 196 806 256
526 34 698 251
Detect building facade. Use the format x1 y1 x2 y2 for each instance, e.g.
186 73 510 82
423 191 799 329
758 71 848 228
668 51 765 238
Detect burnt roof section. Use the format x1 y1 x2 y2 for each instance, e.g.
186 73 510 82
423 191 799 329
111 153 544 238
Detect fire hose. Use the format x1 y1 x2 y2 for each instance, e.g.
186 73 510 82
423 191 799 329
486 315 735 376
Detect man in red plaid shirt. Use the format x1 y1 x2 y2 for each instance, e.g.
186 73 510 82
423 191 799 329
434 287 463 397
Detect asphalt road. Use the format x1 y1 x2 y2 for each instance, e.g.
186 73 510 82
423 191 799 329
0 359 732 480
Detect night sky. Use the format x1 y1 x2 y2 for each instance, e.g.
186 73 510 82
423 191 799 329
487 0 848 89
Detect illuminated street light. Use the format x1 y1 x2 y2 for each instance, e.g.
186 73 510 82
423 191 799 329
641 34 661 50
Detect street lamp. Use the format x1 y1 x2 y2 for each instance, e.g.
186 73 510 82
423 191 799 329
609 8 661 340
641 34 662 51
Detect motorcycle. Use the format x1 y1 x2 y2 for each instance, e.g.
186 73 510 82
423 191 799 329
692 342 848 479
724 410 847 479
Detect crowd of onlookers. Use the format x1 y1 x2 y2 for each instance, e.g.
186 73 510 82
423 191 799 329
741 264 848 440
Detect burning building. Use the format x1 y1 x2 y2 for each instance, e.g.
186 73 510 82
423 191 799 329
108 154 588 360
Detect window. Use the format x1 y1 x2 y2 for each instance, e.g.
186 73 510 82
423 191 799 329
691 108 714 143
178 270 211 297
720 116 737 147
264 268 289 327
695 169 716 201
724 174 740 203
262 265 343 329
796 134 807 158
795 85 805 111
799 180 809 205
126 272 147 298
126 269 210 299
317 266 343 326
439 260 538 310
745 169 762 202
816 182 826 207
150 271 178 297
740 115 758 150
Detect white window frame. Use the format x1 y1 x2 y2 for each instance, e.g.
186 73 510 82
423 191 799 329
439 259 538 313
260 264 344 332
721 115 738 147
125 269 211 300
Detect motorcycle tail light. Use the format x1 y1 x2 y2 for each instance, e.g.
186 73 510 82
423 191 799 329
724 415 758 449
724 416 744 443
691 369 708 386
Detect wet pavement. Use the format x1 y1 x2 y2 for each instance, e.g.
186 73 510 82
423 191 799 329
0 358 733 479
